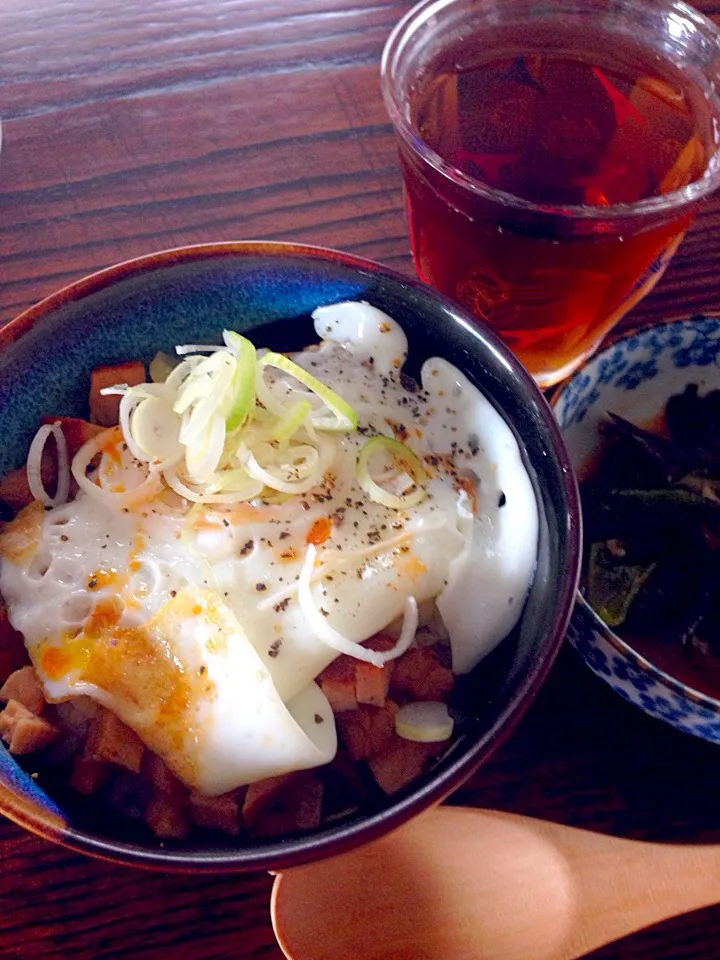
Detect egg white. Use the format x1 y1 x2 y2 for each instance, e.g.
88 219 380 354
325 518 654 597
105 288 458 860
0 303 539 794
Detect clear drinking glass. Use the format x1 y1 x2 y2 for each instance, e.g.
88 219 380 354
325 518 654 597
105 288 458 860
381 0 720 387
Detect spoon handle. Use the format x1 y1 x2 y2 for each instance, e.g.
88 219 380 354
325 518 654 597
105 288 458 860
272 807 720 960
514 808 720 959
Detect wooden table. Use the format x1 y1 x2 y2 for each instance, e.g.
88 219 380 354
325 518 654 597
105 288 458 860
2 1 720 957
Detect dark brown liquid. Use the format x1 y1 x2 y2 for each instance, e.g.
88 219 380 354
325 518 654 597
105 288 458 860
403 28 717 384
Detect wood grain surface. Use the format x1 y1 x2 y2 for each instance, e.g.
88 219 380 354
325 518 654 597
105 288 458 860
2 2 720 957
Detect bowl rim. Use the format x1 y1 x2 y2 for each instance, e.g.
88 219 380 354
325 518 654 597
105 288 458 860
0 240 581 870
551 313 720 712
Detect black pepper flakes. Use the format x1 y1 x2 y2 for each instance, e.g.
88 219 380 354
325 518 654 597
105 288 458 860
256 583 268 592
60 534 69 542
87 576 98 589
273 597 291 613
278 531 291 540
399 371 420 393
268 639 283 658
314 713 324 724
240 539 254 556
170 590 177 598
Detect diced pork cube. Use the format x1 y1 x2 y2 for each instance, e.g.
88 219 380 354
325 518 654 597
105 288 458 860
86 708 144 773
354 633 395 708
318 656 358 712
336 702 398 762
355 663 392 708
69 756 111 795
190 791 242 835
243 771 323 837
0 418 104 512
242 774 295 828
320 747 368 819
0 666 46 716
89 361 146 426
145 792 191 840
141 751 188 804
367 735 440 795
0 699 60 755
0 610 30 688
390 647 454 702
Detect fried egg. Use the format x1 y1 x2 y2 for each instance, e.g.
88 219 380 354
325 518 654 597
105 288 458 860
0 303 538 794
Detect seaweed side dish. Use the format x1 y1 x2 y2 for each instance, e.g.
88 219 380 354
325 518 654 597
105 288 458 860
583 384 720 696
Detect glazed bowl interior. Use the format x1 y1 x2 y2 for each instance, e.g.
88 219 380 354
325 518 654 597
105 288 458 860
0 242 580 871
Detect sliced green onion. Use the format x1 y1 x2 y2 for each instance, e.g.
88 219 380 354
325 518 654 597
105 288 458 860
165 355 202 394
165 468 260 504
356 436 427 509
259 351 357 432
224 331 257 431
258 487 294 504
149 352 178 384
297 545 419 665
239 441 323 494
131 396 182 461
185 415 226 484
272 400 312 442
395 702 454 743
176 352 235 447
175 343 223 356
250 403 274 424
206 468 263 497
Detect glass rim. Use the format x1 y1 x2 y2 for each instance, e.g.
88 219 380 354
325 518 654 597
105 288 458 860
380 0 720 221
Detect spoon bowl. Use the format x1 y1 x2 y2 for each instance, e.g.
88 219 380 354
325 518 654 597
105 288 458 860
272 806 720 960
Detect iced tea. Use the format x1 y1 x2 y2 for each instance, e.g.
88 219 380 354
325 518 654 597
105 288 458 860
383 4 720 386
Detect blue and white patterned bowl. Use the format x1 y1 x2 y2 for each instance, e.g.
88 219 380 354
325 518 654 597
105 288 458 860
553 315 720 743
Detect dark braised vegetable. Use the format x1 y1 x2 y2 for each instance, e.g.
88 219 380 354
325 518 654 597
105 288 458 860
666 384 720 458
583 488 720 546
586 542 655 628
582 387 720 694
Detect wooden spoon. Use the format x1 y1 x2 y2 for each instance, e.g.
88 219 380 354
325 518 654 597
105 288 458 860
271 806 720 960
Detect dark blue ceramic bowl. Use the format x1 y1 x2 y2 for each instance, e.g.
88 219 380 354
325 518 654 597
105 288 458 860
0 242 580 871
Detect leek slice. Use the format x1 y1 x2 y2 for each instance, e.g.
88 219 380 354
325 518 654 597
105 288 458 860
395 702 454 743
258 352 357 432
224 331 257 431
357 435 427 508
271 400 312 442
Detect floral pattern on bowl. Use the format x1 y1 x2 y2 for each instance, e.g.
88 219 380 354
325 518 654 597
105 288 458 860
554 315 720 744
